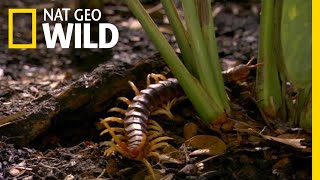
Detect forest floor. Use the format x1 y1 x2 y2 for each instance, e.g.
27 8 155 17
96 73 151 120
0 1 311 179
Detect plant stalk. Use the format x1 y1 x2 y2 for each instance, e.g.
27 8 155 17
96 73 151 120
161 0 198 77
126 0 224 123
181 0 225 114
196 0 230 113
256 0 282 117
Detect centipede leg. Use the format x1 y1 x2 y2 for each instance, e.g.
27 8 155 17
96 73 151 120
147 152 161 161
147 125 165 134
101 122 123 145
152 96 187 119
100 127 124 136
148 120 164 131
147 73 167 86
114 134 126 141
147 120 167 141
101 141 117 156
101 117 123 124
128 81 140 96
148 131 163 140
150 136 173 145
151 108 174 119
150 142 170 152
163 96 186 113
103 141 129 157
100 141 118 156
108 107 126 115
141 158 156 180
108 97 131 114
117 97 131 105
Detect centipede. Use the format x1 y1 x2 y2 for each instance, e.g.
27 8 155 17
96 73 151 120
100 74 185 179
100 58 260 179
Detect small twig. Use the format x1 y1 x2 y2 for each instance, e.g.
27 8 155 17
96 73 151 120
195 153 224 166
146 3 163 14
182 144 190 163
38 162 58 170
97 169 106 178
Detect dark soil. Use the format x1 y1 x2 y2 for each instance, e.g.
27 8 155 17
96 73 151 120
0 1 311 180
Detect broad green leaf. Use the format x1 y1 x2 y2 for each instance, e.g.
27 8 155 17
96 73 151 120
281 0 311 88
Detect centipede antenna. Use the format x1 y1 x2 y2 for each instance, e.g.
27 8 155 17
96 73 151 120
128 81 140 96
141 158 156 180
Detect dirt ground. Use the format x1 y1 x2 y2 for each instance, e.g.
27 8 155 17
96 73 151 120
0 1 311 180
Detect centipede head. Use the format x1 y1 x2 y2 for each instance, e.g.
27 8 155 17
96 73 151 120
125 134 151 161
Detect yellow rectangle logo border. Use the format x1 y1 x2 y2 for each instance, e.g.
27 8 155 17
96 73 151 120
8 8 37 49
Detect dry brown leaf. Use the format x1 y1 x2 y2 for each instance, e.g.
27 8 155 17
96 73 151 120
183 122 198 140
221 120 235 132
234 128 307 149
261 134 306 149
185 135 227 156
272 157 290 170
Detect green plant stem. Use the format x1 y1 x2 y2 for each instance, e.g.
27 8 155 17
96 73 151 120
256 0 282 117
126 0 223 123
161 0 198 77
196 0 230 113
181 0 225 114
273 0 288 121
297 86 311 129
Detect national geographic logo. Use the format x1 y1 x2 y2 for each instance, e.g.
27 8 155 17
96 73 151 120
8 8 119 49
8 9 37 48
